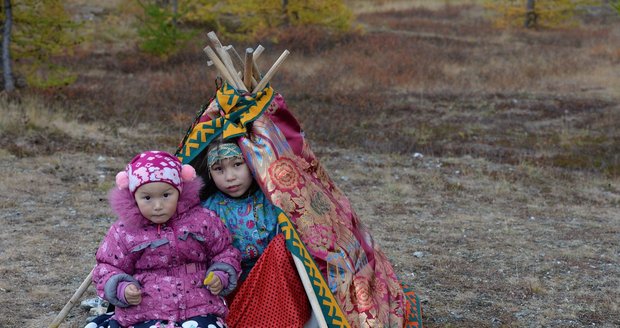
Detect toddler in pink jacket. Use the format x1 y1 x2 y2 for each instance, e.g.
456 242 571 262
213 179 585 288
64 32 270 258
92 150 241 328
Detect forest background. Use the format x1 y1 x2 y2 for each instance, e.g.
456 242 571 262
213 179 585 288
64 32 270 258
1 0 619 327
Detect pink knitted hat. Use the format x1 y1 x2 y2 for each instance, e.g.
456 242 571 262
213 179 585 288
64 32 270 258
115 150 196 193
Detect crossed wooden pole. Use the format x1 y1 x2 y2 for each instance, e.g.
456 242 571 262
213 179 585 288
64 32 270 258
203 31 289 93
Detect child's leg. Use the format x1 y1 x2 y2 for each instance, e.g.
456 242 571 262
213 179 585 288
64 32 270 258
183 314 226 328
83 313 120 328
116 315 224 328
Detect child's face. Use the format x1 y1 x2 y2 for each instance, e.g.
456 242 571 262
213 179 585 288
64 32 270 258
134 182 179 224
210 157 253 198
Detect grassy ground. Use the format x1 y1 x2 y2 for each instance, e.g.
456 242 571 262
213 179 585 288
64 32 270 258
1 1 619 327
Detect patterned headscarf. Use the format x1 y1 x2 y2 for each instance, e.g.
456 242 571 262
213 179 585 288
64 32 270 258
207 143 243 169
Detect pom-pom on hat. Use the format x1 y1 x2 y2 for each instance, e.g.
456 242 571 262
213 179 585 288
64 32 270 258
115 150 196 193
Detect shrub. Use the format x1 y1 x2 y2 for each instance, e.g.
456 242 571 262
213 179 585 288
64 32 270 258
136 0 196 58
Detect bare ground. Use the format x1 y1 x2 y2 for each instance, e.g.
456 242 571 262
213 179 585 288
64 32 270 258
1 2 620 328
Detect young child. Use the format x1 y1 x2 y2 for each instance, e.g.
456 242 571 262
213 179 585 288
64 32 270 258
199 139 312 327
91 150 241 328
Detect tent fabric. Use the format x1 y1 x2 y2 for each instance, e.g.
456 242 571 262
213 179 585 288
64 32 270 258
176 82 423 328
176 83 275 165
225 233 312 327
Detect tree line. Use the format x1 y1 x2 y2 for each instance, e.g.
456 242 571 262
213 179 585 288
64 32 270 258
2 0 620 93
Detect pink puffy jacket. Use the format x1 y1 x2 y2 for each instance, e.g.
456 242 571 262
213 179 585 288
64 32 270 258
93 178 240 327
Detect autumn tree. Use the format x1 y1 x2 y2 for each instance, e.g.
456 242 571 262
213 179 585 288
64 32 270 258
1 0 80 90
183 0 353 41
485 0 602 29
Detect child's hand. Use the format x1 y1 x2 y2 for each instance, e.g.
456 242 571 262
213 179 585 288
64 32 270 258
204 272 223 295
124 284 142 305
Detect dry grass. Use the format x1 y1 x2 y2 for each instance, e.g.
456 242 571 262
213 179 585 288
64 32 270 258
1 1 619 327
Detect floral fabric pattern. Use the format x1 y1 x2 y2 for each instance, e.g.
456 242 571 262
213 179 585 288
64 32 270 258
236 94 423 327
202 189 278 279
177 88 423 327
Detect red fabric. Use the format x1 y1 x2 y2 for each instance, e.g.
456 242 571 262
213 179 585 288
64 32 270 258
226 234 312 328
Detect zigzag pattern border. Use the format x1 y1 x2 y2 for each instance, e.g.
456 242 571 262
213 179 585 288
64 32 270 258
403 283 423 328
177 83 274 164
277 211 350 328
177 119 223 163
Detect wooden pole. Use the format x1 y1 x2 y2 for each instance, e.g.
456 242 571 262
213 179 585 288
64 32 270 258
204 46 238 89
253 45 265 59
243 48 254 90
252 45 265 81
253 50 290 93
207 32 246 91
227 45 244 75
229 45 258 89
48 268 94 328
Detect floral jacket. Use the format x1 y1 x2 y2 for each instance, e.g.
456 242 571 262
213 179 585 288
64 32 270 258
93 178 241 327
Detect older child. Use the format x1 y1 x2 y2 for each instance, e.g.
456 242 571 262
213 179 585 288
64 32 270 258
91 150 241 328
199 139 312 327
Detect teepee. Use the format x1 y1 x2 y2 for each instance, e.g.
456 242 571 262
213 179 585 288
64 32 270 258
176 32 423 328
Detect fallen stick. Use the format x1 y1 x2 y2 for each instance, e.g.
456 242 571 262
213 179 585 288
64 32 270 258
253 50 290 93
49 268 94 328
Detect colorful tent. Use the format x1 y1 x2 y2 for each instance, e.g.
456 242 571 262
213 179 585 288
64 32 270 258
176 79 423 327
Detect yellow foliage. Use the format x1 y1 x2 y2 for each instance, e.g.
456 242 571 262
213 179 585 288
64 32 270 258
2 0 81 88
484 0 602 29
287 0 353 30
181 0 353 41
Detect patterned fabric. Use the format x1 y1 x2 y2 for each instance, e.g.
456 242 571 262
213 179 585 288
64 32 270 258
124 151 184 193
225 233 312 327
176 86 423 327
85 313 226 328
402 283 423 328
202 189 278 281
276 208 348 327
176 82 274 164
239 95 422 327
206 143 243 169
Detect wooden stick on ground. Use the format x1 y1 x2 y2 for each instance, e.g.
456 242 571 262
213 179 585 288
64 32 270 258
48 268 94 328
253 50 290 93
